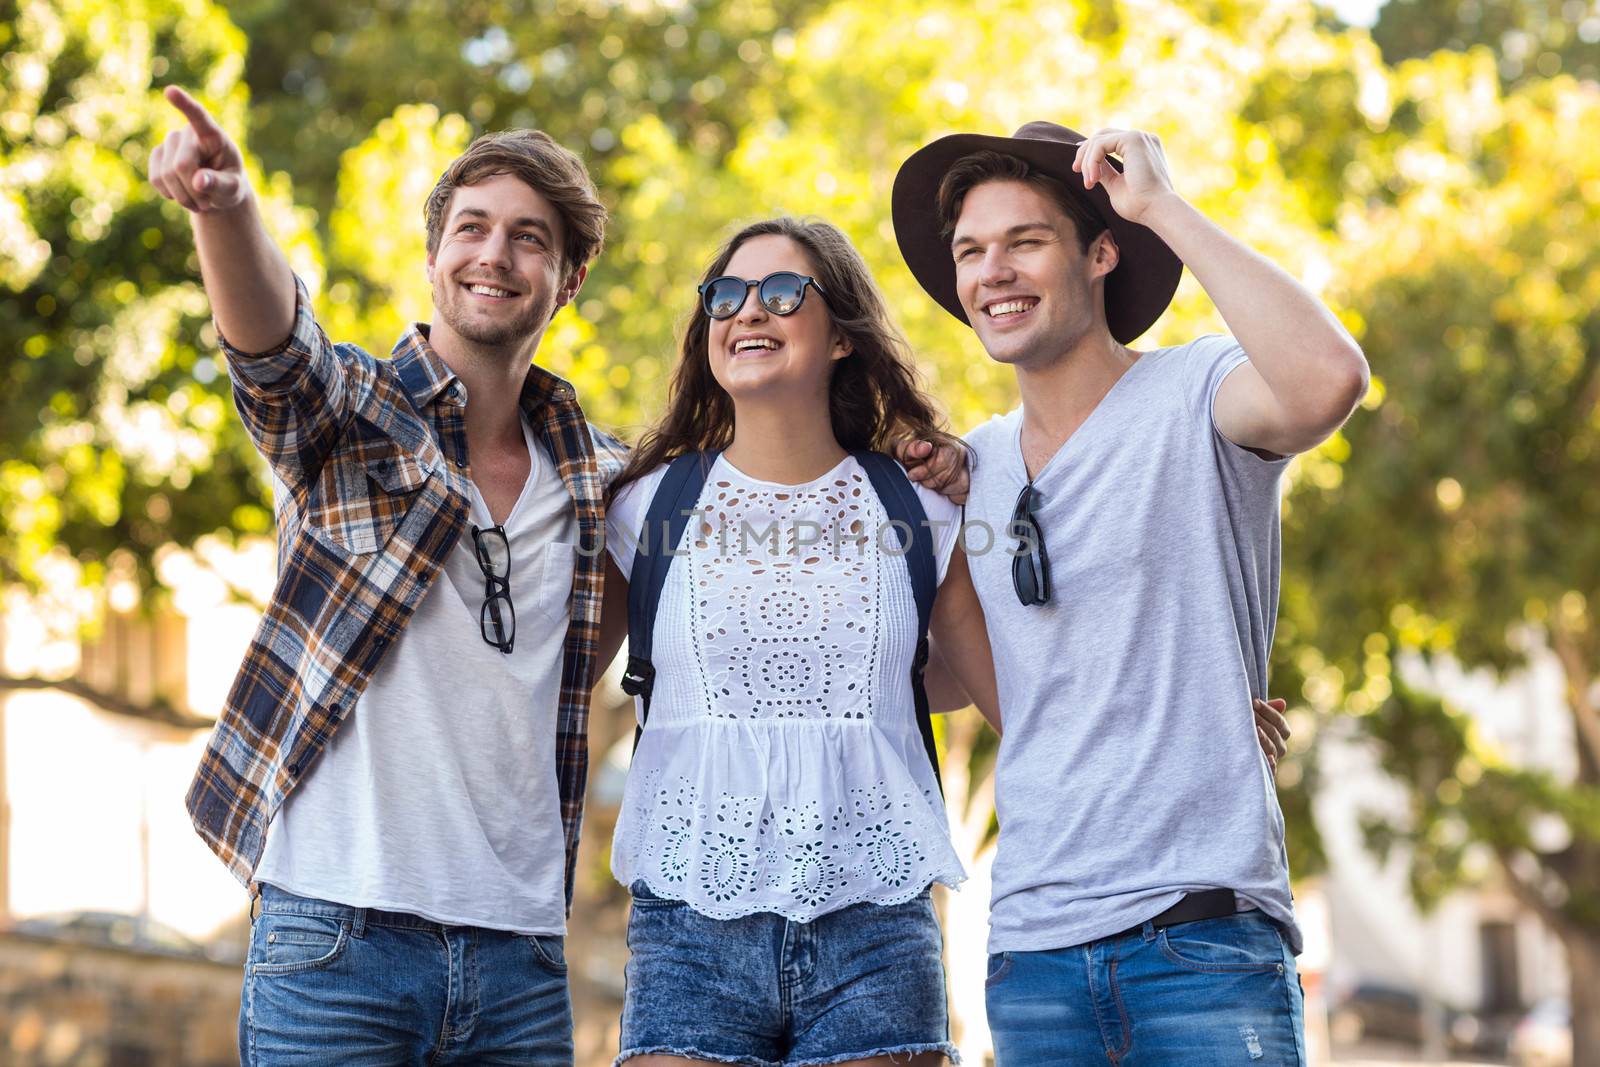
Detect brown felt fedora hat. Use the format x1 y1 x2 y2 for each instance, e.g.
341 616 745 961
892 121 1182 344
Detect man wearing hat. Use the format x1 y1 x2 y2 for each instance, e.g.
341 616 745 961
896 124 1368 1063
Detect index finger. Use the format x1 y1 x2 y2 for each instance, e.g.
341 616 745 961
1082 132 1127 183
164 86 225 148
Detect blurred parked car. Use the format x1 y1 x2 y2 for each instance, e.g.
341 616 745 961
10 910 219 960
1511 999 1572 1067
1329 981 1496 1056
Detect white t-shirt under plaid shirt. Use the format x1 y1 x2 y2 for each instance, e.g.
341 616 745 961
606 453 965 921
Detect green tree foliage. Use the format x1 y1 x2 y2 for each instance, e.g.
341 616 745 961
10 7 1600 1049
1372 0 1600 84
225 0 811 230
224 0 814 426
4 0 1363 882
1269 43 1600 1057
0 0 319 593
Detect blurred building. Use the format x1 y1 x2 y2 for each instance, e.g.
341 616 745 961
0 547 641 1066
0 586 248 1066
1314 650 1573 1060
1 554 1577 1066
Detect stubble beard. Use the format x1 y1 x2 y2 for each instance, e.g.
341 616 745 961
434 273 555 351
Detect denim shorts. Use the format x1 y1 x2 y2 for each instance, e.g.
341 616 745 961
618 882 958 1066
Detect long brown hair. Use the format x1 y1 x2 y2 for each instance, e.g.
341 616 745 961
610 217 961 500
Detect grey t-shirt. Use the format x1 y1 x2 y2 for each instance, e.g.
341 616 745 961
964 334 1301 955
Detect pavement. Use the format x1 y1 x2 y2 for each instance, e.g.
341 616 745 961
1326 1038 1512 1065
1329 1050 1509 1066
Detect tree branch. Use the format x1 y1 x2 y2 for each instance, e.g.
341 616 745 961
1566 340 1600 435
0 674 214 731
1551 625 1600 783
1494 845 1577 943
190 550 271 612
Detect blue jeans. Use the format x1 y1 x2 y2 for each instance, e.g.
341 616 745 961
619 882 957 1066
985 911 1305 1066
239 885 573 1066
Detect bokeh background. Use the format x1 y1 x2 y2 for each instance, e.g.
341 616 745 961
1 0 1596 1064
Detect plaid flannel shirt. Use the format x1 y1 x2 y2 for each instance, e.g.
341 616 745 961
186 277 627 910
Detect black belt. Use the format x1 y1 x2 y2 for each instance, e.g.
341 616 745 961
1113 888 1239 940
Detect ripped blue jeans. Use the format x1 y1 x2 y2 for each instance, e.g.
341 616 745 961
985 911 1305 1066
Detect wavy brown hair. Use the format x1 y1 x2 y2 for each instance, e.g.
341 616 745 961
424 129 606 272
610 217 961 501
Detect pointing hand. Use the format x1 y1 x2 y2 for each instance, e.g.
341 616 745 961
149 86 249 214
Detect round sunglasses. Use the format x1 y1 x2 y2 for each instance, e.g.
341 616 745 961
699 271 828 320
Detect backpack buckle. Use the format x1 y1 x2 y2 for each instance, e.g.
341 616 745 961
621 656 655 697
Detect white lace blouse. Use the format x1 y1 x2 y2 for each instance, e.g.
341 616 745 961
605 453 967 920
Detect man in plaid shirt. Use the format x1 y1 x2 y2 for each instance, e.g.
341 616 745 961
151 85 628 1063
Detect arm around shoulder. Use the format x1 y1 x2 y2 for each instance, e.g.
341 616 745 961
596 555 630 679
927 546 1002 734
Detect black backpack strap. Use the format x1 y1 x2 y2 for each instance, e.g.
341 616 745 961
852 450 943 795
620 450 720 745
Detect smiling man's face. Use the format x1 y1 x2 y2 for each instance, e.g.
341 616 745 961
951 179 1114 369
427 172 582 352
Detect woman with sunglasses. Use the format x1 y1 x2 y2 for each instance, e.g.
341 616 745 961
601 216 998 1067
599 218 1291 1066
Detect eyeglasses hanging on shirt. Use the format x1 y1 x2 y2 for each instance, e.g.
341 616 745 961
472 524 516 653
1011 483 1051 607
